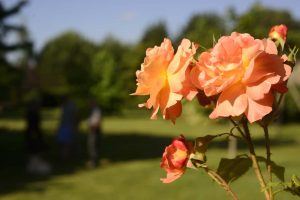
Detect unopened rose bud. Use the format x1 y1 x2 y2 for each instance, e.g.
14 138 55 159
160 135 193 183
269 24 288 43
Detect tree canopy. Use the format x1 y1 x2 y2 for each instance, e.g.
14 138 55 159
177 13 226 49
38 31 96 96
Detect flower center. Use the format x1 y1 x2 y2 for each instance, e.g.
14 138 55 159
173 148 187 160
242 55 250 72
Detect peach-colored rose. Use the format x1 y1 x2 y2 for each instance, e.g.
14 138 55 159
269 24 288 42
160 135 193 183
132 38 198 123
191 32 291 123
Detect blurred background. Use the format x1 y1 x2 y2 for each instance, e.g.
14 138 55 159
0 0 300 199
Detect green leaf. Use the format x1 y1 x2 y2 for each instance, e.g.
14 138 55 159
217 156 252 183
189 153 208 169
194 133 232 154
257 156 285 182
287 46 299 67
194 135 216 153
283 175 300 196
272 163 285 182
292 175 300 187
275 38 285 51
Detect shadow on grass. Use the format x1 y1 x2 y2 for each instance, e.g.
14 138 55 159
0 128 88 195
0 128 297 196
102 132 297 162
209 136 297 150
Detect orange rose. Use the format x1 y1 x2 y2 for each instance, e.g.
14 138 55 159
132 38 197 123
269 24 288 42
160 135 193 183
191 32 291 123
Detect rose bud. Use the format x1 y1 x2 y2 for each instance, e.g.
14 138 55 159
269 24 288 42
160 135 193 183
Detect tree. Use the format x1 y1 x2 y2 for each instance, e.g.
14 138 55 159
176 13 226 49
0 0 32 54
37 31 96 100
0 0 32 106
140 22 168 48
90 37 131 113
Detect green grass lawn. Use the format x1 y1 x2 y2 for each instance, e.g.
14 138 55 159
0 110 300 200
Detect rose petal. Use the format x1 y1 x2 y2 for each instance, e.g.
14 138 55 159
245 92 273 123
160 171 184 184
210 84 248 119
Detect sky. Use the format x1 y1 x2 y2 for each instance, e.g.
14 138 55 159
3 0 300 51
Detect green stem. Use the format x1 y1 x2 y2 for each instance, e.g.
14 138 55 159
276 93 284 109
229 118 246 139
263 125 273 200
267 93 285 126
241 119 270 200
205 167 239 200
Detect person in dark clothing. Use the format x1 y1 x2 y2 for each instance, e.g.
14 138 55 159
25 98 51 175
25 99 42 153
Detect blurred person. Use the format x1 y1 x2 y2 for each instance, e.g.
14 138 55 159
86 99 102 168
57 95 79 160
25 97 51 175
